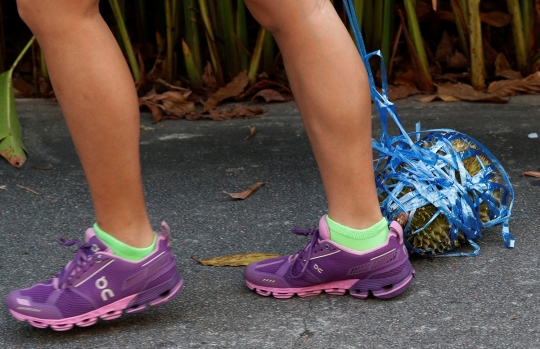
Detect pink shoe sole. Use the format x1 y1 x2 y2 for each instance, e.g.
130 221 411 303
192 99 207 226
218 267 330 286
9 279 183 331
246 272 415 300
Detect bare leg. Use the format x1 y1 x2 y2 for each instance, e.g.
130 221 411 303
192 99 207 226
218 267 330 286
17 0 153 247
245 0 382 229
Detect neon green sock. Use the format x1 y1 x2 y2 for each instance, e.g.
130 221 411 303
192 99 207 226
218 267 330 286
93 224 156 261
326 216 389 251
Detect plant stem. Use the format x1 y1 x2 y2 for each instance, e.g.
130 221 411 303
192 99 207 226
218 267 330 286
363 0 374 51
398 10 433 92
135 0 149 43
262 30 276 75
108 0 140 81
40 49 49 80
468 0 486 90
403 0 431 81
182 39 203 88
10 37 36 73
236 0 249 71
165 0 175 83
199 0 224 85
450 0 470 59
373 0 384 52
459 0 469 24
381 0 395 72
218 0 241 77
507 0 529 74
0 0 5 73
353 0 365 28
248 27 266 85
520 0 533 53
183 0 202 75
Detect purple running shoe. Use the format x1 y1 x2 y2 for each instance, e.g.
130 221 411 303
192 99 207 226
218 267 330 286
244 216 415 299
6 222 183 331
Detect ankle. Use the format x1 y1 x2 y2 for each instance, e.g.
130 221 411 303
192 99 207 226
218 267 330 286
95 220 154 248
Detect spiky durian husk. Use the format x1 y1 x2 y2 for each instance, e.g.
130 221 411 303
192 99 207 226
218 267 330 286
377 135 501 255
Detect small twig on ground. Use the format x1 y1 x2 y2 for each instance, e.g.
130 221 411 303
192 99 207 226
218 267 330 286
0 185 6 190
32 165 53 171
17 184 40 195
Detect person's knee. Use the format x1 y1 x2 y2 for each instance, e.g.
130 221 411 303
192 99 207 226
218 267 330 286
16 0 99 34
244 0 326 33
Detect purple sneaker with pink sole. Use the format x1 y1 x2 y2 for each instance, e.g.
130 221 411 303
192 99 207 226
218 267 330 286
244 216 415 299
6 222 183 331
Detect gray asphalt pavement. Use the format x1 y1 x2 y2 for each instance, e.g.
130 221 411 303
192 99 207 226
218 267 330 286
1 96 539 349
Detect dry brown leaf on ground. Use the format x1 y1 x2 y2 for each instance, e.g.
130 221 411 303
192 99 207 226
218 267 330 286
388 85 421 100
447 51 469 70
488 72 540 97
494 53 522 80
393 69 417 87
245 126 257 141
204 71 249 111
202 62 218 90
139 99 165 123
224 182 264 200
438 83 508 103
185 106 264 121
239 79 292 99
191 253 280 267
417 94 461 102
497 70 523 80
523 171 540 178
435 72 470 83
435 31 454 64
252 89 293 102
495 53 512 74
139 90 195 121
480 11 511 27
13 78 35 98
417 83 508 103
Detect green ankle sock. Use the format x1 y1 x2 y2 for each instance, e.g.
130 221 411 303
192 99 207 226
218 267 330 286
93 224 157 261
326 216 389 251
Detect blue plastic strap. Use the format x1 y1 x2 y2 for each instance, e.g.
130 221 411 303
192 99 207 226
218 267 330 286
343 0 514 255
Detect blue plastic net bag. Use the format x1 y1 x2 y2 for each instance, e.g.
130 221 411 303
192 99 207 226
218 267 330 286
343 1 515 256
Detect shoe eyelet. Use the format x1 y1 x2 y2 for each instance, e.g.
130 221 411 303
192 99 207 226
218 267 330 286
325 244 329 249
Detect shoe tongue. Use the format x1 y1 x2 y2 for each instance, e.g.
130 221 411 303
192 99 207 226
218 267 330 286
319 216 331 240
85 228 112 253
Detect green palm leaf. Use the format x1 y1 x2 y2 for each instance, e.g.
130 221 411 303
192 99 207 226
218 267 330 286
0 36 34 168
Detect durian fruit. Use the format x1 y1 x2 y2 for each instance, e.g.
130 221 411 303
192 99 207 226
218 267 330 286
377 135 501 255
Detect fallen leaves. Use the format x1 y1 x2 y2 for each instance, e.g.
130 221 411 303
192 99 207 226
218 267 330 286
417 83 509 103
388 85 421 100
523 171 540 179
138 70 268 122
223 182 264 200
204 71 249 111
139 89 195 123
252 89 294 102
487 71 540 97
191 253 280 267
0 67 27 168
245 126 257 141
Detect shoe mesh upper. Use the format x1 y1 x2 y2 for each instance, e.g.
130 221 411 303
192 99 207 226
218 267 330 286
20 281 55 303
256 259 285 274
371 263 406 279
145 268 176 290
282 263 319 287
56 289 95 318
